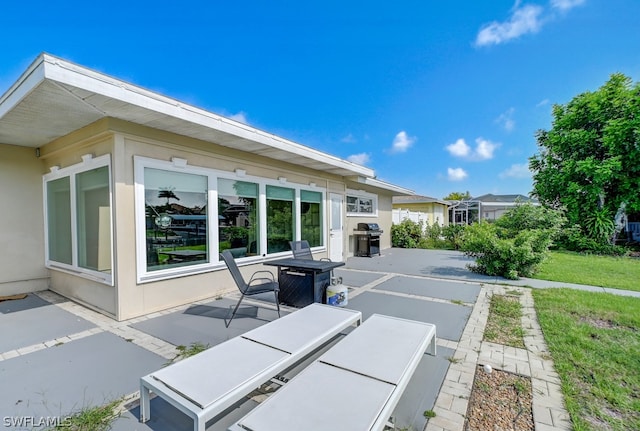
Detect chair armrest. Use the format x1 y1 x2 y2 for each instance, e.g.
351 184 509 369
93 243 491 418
319 257 332 262
249 270 276 285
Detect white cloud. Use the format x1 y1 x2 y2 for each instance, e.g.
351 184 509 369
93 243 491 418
229 111 248 124
550 0 585 12
347 153 371 165
341 133 357 143
390 131 416 153
476 0 586 47
499 163 531 179
448 167 468 181
536 98 550 107
495 108 516 132
446 137 499 160
474 138 499 160
475 4 543 46
446 138 471 157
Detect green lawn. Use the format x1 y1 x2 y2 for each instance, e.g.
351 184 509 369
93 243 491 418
533 251 640 292
532 288 640 431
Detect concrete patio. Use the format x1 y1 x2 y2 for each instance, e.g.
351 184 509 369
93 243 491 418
1 248 589 431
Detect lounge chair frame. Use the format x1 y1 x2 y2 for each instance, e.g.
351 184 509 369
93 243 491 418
231 314 436 431
139 304 362 431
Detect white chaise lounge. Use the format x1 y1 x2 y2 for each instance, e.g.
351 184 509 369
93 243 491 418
140 303 362 431
230 314 437 431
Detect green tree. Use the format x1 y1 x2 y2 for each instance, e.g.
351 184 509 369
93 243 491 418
443 191 471 200
529 73 640 245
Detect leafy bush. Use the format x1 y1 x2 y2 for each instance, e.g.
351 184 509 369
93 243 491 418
459 204 563 279
554 223 626 255
442 224 466 250
420 221 446 249
494 202 564 234
392 219 463 250
391 219 424 248
461 222 554 279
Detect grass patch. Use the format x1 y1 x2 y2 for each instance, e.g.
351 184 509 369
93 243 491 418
166 341 210 365
534 251 640 292
483 294 525 348
532 288 640 430
51 398 123 430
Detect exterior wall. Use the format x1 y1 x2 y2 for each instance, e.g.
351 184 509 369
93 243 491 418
480 205 515 221
0 144 48 295
344 183 394 256
38 119 360 320
115 125 355 319
39 124 118 316
35 119 399 320
377 195 393 249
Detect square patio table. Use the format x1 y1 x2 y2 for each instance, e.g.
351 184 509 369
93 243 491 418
264 258 345 307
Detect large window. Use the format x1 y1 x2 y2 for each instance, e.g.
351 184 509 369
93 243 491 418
218 179 259 258
301 190 322 246
44 155 112 284
46 177 72 265
143 167 208 272
76 166 111 271
134 157 327 282
266 186 295 254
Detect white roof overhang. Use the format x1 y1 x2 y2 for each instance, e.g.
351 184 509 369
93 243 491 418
347 176 414 196
0 54 375 178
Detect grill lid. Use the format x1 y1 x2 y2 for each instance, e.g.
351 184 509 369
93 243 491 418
357 222 381 231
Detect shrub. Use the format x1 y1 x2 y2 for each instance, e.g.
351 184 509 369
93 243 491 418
421 221 449 249
494 202 565 236
461 222 553 279
442 224 466 250
555 223 626 255
391 219 424 248
459 202 564 279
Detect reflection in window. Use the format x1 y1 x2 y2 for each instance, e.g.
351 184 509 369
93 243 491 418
266 186 294 254
301 190 322 247
76 166 111 272
47 177 72 265
346 194 376 215
218 179 259 258
144 168 208 271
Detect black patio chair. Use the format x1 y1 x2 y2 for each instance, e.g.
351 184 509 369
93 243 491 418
289 240 314 260
219 250 281 328
289 241 342 285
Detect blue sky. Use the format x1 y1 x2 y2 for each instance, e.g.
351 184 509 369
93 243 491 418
2 0 639 199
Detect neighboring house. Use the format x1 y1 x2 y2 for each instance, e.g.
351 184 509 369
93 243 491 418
0 54 413 320
448 194 538 224
475 194 538 220
392 195 449 226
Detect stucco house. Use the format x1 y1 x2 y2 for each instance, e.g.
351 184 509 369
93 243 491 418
0 53 412 320
392 195 449 226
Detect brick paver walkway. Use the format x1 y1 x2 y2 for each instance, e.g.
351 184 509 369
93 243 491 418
426 284 571 431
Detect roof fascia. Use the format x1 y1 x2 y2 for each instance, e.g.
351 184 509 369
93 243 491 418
348 176 414 195
0 54 46 119
38 54 375 178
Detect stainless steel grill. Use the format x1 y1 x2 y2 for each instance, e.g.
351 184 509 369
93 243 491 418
353 223 382 257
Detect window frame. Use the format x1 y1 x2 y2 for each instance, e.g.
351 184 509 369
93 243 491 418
134 156 327 283
43 154 114 285
346 189 378 217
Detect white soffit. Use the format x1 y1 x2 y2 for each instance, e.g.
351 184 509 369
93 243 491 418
0 54 373 178
348 176 414 195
